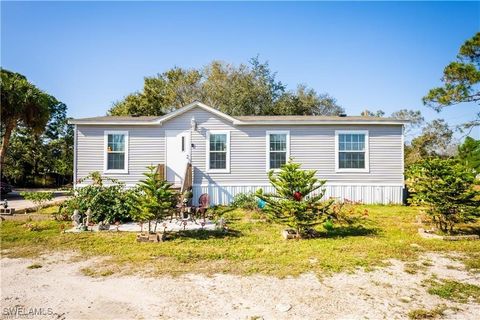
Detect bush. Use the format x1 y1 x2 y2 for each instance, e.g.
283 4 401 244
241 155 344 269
406 158 480 233
231 192 258 210
256 160 333 237
20 191 54 213
58 172 140 224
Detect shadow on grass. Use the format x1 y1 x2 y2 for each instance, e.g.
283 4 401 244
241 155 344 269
210 206 239 221
317 225 379 238
456 225 480 236
169 228 243 240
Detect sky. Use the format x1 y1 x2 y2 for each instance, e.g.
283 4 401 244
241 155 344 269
1 1 479 140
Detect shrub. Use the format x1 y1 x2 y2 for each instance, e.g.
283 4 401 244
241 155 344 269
58 172 141 224
231 192 258 210
256 160 333 236
406 158 480 233
20 191 54 213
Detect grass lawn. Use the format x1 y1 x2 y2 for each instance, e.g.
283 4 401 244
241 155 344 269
1 205 479 277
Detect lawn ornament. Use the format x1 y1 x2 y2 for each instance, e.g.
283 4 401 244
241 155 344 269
72 210 81 228
257 199 266 209
293 191 302 201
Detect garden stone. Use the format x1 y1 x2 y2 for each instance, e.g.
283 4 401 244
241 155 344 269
98 221 110 231
282 229 300 240
215 218 226 231
275 303 292 312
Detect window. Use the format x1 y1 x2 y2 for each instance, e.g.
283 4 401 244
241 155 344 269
104 131 128 173
335 130 369 172
266 131 290 170
206 131 230 172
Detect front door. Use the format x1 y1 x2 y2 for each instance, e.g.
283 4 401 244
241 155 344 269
166 130 190 187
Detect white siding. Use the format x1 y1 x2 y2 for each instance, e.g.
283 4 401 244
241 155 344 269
76 125 164 185
75 106 404 203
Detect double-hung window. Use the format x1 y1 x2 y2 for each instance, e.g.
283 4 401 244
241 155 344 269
335 130 369 172
104 131 128 173
266 131 290 170
207 131 230 173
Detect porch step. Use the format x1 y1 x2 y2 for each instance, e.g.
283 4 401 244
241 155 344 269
171 185 181 192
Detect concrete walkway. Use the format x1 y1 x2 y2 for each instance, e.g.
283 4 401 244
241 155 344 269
66 219 217 233
0 189 70 214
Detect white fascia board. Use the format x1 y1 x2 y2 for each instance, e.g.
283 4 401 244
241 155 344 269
68 120 161 125
158 101 238 124
68 102 239 126
234 120 407 126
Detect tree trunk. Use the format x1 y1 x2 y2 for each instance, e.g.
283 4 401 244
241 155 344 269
0 121 15 169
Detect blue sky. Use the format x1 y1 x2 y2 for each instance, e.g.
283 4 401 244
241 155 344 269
2 1 479 139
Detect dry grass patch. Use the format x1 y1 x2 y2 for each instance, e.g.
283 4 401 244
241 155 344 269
424 277 480 303
408 304 448 319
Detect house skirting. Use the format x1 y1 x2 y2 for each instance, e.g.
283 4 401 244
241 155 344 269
192 183 404 205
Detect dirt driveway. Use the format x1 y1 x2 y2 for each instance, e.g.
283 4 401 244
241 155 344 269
1 252 479 320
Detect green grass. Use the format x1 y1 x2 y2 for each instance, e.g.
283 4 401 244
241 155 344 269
425 277 480 303
408 305 448 319
1 205 479 277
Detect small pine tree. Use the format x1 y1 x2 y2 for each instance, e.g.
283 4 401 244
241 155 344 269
256 160 333 237
406 158 480 233
135 165 176 233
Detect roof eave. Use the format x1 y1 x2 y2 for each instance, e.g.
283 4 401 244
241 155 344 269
68 120 163 126
234 120 408 125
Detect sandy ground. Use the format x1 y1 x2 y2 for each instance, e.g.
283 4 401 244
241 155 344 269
1 252 479 320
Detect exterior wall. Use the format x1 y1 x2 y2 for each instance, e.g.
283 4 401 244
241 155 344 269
75 106 404 204
193 185 404 206
76 125 164 185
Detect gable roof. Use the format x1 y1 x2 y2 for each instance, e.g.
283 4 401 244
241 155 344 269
69 101 238 125
69 101 407 126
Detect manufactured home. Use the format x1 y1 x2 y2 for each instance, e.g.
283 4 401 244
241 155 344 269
69 101 406 205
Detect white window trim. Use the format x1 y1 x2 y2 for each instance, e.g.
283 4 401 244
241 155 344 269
266 130 290 172
335 130 369 173
104 130 129 174
206 130 231 173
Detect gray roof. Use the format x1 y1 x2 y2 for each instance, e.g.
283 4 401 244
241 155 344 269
69 102 407 125
72 115 161 122
235 115 398 121
72 114 402 123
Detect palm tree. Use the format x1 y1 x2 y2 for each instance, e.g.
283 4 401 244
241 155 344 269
1 69 57 166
